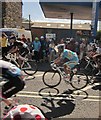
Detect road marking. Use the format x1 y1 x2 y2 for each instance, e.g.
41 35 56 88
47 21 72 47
35 74 43 77
19 81 100 98
16 94 101 102
18 90 100 101
19 91 57 95
24 73 43 80
74 83 100 94
19 90 100 98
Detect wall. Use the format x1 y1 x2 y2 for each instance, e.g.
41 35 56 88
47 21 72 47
31 27 90 43
2 1 22 28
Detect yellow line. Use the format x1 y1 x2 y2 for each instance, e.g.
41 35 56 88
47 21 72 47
83 99 101 102
73 83 100 94
18 91 101 100
16 94 101 101
35 74 43 77
19 90 100 98
19 91 57 95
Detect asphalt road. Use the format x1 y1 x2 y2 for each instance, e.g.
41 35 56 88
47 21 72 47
1 62 101 119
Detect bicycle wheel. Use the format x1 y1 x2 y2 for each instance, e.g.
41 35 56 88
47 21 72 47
70 71 88 90
23 61 37 75
42 70 61 88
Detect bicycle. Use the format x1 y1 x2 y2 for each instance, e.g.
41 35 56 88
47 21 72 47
4 53 38 76
42 62 88 90
80 56 99 82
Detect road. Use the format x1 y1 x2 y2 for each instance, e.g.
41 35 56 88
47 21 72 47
1 62 101 119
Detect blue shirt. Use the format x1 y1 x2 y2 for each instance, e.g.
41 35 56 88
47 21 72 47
33 41 41 52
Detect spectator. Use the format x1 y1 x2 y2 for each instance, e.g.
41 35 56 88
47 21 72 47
79 39 87 60
60 38 65 44
65 38 76 52
0 33 8 58
97 43 101 54
39 36 46 62
26 38 32 52
75 41 80 55
32 37 41 62
21 34 27 43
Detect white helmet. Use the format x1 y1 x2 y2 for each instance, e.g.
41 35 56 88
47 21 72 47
57 44 65 51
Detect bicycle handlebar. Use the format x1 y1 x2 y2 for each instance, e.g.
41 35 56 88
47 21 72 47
50 62 57 70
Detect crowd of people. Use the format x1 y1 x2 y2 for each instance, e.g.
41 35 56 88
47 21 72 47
0 31 101 119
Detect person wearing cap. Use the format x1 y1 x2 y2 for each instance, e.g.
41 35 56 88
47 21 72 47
32 37 41 62
39 36 47 62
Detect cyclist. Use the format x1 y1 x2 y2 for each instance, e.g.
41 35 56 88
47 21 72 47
0 60 25 113
93 53 101 76
7 37 29 66
54 44 79 78
3 104 49 120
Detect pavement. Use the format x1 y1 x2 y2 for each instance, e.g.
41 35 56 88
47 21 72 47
1 61 101 119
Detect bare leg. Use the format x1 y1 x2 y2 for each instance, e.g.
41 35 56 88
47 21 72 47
3 99 12 106
64 64 71 74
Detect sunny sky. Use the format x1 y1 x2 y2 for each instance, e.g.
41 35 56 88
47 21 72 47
22 0 91 24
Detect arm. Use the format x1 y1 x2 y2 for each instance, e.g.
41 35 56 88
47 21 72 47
8 46 18 54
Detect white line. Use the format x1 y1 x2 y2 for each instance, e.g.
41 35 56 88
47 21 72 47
73 83 100 94
16 94 101 101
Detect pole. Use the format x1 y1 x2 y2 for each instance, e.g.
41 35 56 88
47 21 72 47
29 14 31 30
91 1 99 42
70 12 73 38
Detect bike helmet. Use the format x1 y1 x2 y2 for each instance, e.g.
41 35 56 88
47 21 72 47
57 44 65 52
3 104 47 120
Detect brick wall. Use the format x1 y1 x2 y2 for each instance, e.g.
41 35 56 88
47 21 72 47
2 1 22 28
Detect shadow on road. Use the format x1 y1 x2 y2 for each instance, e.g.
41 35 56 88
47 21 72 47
42 98 75 119
92 77 101 90
92 84 101 90
37 62 51 72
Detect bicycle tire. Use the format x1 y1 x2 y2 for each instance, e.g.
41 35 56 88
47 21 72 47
42 70 61 88
70 71 88 90
23 61 37 75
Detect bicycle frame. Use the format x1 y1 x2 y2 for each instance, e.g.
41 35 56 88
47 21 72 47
5 53 31 70
51 63 68 78
84 57 97 73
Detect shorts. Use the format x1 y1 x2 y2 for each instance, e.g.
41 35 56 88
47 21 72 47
64 58 79 69
19 48 29 57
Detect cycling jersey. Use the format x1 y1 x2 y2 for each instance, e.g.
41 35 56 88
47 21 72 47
3 104 47 120
0 60 21 77
0 60 25 99
62 49 79 62
8 40 29 57
61 49 79 69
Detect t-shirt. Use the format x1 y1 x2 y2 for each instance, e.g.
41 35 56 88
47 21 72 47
0 37 8 47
